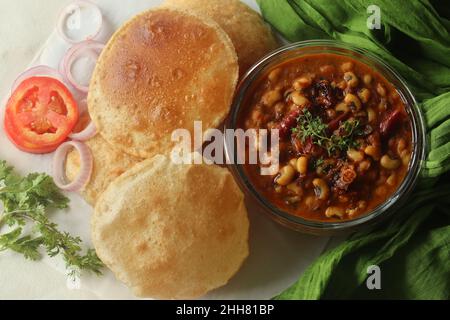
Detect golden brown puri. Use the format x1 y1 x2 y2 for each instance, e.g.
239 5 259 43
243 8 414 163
65 135 141 206
164 0 280 77
92 154 249 299
88 7 239 159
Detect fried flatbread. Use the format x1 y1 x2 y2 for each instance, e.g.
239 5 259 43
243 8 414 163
164 0 279 76
92 154 249 299
88 7 238 158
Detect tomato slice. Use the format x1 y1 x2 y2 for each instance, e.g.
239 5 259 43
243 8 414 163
4 76 78 154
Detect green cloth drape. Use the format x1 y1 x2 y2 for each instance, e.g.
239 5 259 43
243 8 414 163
256 0 450 300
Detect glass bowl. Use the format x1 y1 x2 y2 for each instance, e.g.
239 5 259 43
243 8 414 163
224 40 426 236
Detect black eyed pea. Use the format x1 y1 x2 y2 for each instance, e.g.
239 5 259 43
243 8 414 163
261 89 282 107
293 76 312 90
358 159 371 173
364 145 381 160
402 153 411 166
358 88 371 103
344 93 362 110
291 91 310 107
378 98 388 111
313 178 330 200
399 149 409 158
346 208 358 217
320 65 335 74
376 83 387 97
296 156 308 175
347 148 365 162
289 158 297 168
358 200 367 210
344 71 359 87
287 183 303 196
389 91 401 104
386 173 396 186
268 68 282 82
363 74 372 85
325 206 345 218
367 107 377 123
341 61 354 72
335 102 350 113
380 154 401 170
274 84 284 92
337 80 347 90
397 138 407 156
305 195 318 210
285 196 301 205
276 165 296 186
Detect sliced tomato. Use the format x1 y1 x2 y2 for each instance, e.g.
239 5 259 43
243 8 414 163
4 76 78 154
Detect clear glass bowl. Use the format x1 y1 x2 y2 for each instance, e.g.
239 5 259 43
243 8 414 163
225 40 426 236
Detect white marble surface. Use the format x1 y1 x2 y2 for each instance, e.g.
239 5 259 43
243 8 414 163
0 0 335 300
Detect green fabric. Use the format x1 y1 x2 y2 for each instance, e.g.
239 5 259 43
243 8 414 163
256 0 450 300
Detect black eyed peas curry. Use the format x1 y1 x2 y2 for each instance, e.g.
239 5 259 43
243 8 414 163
240 53 412 221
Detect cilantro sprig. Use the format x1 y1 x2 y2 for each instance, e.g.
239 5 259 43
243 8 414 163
292 110 363 156
0 161 103 276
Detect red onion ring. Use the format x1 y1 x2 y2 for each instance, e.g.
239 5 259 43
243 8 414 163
69 99 97 141
12 65 64 93
75 98 88 114
53 141 93 192
69 121 97 141
60 41 104 93
57 0 103 44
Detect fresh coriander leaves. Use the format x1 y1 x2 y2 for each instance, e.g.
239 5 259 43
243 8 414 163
0 160 103 275
292 110 329 147
292 110 362 156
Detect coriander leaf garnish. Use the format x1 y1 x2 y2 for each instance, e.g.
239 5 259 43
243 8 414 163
0 160 104 275
312 157 325 170
292 110 362 156
329 119 363 154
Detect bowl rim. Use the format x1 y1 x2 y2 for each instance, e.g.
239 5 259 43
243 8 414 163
224 39 427 232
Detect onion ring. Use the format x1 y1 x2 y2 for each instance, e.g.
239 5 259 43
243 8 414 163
60 40 104 93
75 98 88 114
69 121 97 141
11 65 64 93
69 99 97 141
52 141 93 192
57 0 103 44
